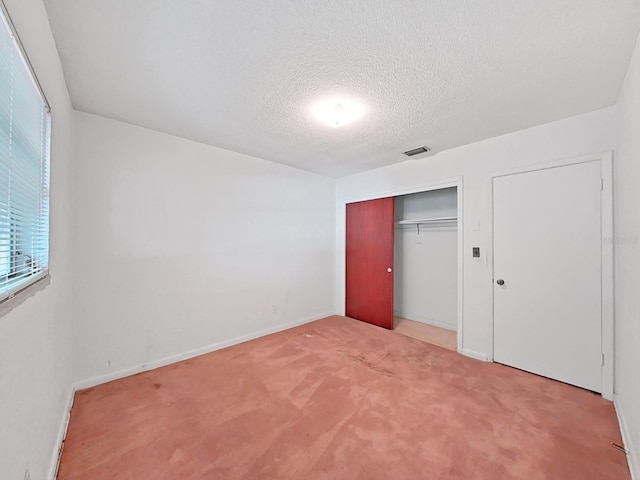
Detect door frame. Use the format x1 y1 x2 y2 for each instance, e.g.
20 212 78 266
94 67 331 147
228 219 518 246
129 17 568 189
490 151 613 399
342 177 464 353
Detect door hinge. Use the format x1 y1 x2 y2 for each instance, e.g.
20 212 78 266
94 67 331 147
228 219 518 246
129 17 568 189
601 353 605 366
601 178 604 191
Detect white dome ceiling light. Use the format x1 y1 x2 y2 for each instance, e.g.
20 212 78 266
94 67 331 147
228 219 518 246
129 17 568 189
311 98 364 128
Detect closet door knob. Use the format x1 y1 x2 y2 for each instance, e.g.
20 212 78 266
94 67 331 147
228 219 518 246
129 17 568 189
387 267 392 273
496 279 505 286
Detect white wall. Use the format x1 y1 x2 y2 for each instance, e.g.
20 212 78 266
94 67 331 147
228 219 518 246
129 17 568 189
71 112 336 385
614 30 640 478
0 1 74 479
336 107 616 361
394 188 457 330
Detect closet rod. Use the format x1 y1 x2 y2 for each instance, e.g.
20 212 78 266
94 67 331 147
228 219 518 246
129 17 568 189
397 216 457 225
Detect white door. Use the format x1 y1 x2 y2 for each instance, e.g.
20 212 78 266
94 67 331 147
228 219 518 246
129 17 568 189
493 161 602 392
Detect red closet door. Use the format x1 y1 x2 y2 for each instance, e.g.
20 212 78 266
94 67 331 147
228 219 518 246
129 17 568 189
345 197 395 329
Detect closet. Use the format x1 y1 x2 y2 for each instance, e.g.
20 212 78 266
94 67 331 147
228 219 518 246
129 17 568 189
345 186 459 344
394 187 458 333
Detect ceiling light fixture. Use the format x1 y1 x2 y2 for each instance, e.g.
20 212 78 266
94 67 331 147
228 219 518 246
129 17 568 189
311 98 364 128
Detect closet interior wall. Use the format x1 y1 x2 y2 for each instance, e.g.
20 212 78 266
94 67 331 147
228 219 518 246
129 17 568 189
394 188 458 330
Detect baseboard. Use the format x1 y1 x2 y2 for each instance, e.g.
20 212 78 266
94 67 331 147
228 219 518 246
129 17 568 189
393 312 457 332
47 386 75 480
615 397 639 480
461 348 489 362
73 312 332 391
394 311 456 331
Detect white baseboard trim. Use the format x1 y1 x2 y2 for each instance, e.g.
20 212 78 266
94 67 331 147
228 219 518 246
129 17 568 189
48 313 332 478
47 386 75 480
615 398 639 480
461 348 489 362
394 311 457 332
73 312 333 391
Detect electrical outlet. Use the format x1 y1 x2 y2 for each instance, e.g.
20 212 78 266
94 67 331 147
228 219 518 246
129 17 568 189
271 305 278 315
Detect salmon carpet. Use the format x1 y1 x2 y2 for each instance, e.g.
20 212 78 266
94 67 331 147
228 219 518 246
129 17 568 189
58 316 629 479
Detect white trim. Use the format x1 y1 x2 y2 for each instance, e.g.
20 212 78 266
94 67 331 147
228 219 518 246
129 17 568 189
489 151 611 179
72 313 332 391
489 151 614 399
456 178 464 353
0 0 51 110
340 177 461 205
600 152 614 400
0 271 49 306
615 398 639 480
461 348 489 362
48 314 332 477
339 177 465 354
47 387 75 480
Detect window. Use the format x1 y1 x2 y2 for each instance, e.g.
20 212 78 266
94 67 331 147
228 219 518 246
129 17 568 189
0 5 50 302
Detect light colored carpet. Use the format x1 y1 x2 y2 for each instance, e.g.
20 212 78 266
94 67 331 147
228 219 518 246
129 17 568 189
58 315 629 479
394 317 457 351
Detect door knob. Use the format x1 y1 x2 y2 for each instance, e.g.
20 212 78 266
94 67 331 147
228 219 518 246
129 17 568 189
496 279 505 286
387 268 392 273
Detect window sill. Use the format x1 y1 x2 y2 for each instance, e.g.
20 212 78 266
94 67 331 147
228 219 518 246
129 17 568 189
0 273 51 318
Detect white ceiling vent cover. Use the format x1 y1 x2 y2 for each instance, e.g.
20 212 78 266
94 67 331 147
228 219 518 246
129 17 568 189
403 146 431 157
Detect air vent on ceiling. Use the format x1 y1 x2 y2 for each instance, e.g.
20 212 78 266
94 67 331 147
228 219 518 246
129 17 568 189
403 146 431 157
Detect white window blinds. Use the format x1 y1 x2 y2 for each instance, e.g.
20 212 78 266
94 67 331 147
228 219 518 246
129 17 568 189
0 5 50 302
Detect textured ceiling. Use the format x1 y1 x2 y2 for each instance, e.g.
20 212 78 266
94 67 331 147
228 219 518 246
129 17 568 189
44 0 640 177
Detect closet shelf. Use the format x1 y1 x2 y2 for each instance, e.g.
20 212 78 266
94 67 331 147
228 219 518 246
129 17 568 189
396 216 457 225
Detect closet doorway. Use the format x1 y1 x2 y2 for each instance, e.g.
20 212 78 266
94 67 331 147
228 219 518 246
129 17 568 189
345 181 462 352
394 187 458 350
